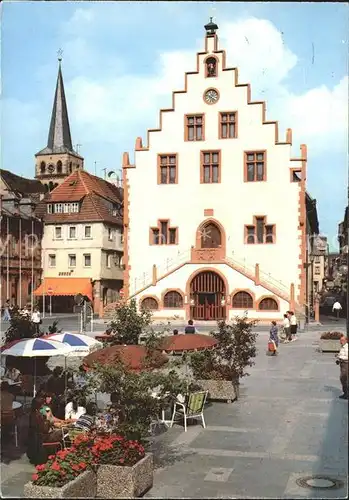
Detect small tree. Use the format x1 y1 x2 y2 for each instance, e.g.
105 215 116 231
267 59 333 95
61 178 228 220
5 308 37 343
188 315 258 386
108 299 153 345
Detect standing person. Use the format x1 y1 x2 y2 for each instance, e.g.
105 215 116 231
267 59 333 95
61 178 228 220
332 300 342 321
31 307 41 335
283 313 291 343
269 321 279 355
336 334 348 399
184 320 196 334
2 300 11 321
289 311 298 341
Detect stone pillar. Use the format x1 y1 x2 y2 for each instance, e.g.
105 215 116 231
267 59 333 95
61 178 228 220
93 281 102 317
289 283 295 311
255 264 260 286
152 265 157 286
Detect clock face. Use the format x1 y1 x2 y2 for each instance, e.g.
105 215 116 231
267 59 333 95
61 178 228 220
48 164 55 173
204 88 219 104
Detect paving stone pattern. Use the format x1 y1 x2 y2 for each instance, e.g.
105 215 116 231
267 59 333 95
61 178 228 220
1 330 347 498
146 331 348 499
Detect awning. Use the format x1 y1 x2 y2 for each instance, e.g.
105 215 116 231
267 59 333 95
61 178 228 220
33 278 93 301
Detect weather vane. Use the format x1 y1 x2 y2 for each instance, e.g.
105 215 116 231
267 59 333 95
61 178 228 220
57 48 63 62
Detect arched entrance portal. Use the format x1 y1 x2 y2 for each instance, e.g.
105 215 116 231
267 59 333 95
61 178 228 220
190 271 226 320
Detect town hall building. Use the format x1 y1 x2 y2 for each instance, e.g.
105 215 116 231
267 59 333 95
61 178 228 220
122 20 309 322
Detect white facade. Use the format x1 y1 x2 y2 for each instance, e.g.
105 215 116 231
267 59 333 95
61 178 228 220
42 222 123 281
123 29 306 322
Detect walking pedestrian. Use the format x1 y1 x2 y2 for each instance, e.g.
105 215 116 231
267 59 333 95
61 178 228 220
31 307 41 335
268 321 279 355
289 311 298 341
283 313 291 343
336 334 348 400
332 300 342 321
2 300 11 321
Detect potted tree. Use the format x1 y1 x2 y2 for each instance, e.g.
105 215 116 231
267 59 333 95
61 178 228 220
188 316 258 403
319 331 343 352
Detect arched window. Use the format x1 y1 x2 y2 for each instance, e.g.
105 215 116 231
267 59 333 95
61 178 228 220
40 161 46 174
201 222 221 248
140 297 158 310
57 160 63 174
54 183 59 189
48 181 54 191
206 57 217 77
258 298 278 311
44 184 49 193
164 291 183 308
232 291 253 309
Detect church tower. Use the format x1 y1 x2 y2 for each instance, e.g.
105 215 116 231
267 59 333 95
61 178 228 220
35 56 84 192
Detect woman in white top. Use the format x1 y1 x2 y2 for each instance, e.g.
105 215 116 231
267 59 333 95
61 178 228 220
283 314 291 343
65 397 86 421
289 311 298 341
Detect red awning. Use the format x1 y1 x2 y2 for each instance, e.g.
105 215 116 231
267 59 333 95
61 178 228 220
33 278 93 301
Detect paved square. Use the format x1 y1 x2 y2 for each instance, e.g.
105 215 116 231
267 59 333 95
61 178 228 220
146 330 348 499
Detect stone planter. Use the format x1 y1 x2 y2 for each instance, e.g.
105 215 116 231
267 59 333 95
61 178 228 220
96 453 153 499
319 339 341 352
197 379 239 403
24 470 96 498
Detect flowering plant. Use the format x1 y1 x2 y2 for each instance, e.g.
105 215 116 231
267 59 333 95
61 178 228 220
90 434 145 466
31 446 92 487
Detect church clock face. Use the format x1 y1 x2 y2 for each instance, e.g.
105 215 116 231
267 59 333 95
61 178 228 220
47 164 55 173
204 88 219 104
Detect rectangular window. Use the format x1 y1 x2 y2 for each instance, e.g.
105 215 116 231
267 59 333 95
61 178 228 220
186 115 204 141
48 254 56 267
151 228 159 245
315 267 321 275
55 226 62 239
160 221 168 244
55 203 63 213
245 151 266 182
169 228 177 244
64 203 70 213
108 228 113 241
201 151 220 184
220 112 237 139
158 154 177 184
68 254 76 267
71 203 79 213
84 254 91 267
314 256 320 263
69 226 76 239
245 218 275 244
84 226 91 238
47 204 53 214
292 170 301 182
106 254 111 268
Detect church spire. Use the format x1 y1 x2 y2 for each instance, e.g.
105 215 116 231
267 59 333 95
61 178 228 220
46 54 74 154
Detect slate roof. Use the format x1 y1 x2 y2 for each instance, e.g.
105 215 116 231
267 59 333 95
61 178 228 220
0 169 45 196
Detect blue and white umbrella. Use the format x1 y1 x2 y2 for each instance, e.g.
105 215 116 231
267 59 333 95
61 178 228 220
47 332 102 356
1 338 72 396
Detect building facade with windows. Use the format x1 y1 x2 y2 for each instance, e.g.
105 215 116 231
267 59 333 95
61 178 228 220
34 170 123 315
0 170 45 309
121 21 311 322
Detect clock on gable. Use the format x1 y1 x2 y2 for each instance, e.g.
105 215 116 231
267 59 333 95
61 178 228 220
204 88 219 104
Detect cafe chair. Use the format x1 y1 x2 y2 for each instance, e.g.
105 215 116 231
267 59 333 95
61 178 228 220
1 409 19 447
170 390 208 432
61 426 85 449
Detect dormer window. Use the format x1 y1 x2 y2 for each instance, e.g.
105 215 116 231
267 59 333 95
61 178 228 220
206 57 217 78
47 204 53 214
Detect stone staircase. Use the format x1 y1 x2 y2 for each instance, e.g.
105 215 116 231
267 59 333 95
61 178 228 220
103 248 305 320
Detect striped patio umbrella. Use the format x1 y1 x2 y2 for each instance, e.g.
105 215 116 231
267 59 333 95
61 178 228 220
45 332 102 356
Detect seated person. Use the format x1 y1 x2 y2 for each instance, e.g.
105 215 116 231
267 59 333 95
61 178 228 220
74 402 98 431
65 396 86 421
39 392 72 426
4 362 21 383
1 381 14 412
27 396 63 465
184 320 196 334
173 329 179 336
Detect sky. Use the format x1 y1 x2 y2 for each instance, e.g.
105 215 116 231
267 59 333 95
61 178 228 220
1 1 348 250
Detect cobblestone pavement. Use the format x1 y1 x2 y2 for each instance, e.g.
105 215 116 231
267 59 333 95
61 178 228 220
146 330 348 499
1 330 347 498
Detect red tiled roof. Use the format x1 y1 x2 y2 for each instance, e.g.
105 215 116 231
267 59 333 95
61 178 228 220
48 170 123 204
83 345 169 371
